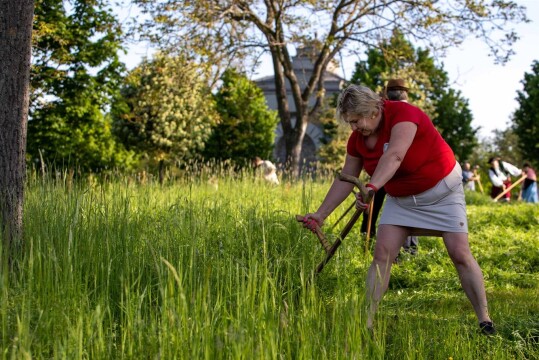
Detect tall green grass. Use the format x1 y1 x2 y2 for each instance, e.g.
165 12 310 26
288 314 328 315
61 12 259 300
1 173 538 359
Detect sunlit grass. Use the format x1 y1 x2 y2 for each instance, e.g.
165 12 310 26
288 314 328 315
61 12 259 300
1 172 538 359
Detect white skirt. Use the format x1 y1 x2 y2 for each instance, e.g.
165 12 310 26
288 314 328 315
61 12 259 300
379 163 468 234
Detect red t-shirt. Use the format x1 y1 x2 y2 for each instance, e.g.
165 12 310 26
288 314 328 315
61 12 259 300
346 100 456 197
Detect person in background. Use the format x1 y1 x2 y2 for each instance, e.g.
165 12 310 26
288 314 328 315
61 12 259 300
488 157 521 201
519 162 538 203
253 156 280 185
462 161 479 191
301 84 495 335
384 78 409 103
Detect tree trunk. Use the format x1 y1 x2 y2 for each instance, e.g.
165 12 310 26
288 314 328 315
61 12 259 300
270 47 310 178
284 112 308 178
268 40 334 178
0 0 35 262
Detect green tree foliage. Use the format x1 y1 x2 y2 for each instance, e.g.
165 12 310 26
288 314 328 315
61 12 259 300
512 60 539 167
433 88 478 162
112 53 219 176
203 69 278 165
490 128 523 167
466 139 493 175
317 98 347 173
350 31 437 115
134 0 526 176
349 31 478 161
27 0 132 172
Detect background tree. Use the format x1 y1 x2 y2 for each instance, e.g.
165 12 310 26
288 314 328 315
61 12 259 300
467 139 494 172
432 88 478 162
350 31 478 161
512 60 539 167
0 0 34 260
28 0 131 172
203 69 278 166
350 30 437 114
317 98 346 173
112 53 219 183
489 128 523 166
134 0 526 176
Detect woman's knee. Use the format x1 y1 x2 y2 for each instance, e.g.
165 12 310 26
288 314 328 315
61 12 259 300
447 245 474 267
372 240 399 264
374 226 407 261
444 233 473 264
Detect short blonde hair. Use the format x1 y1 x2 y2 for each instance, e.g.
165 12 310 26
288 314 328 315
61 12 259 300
336 84 383 122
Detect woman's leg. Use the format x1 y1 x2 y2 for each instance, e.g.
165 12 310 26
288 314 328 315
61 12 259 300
442 232 492 323
366 224 408 328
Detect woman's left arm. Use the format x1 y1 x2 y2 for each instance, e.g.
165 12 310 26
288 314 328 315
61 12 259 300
368 121 417 189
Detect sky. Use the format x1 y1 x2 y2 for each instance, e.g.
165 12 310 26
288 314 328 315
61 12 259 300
439 0 539 139
120 1 538 139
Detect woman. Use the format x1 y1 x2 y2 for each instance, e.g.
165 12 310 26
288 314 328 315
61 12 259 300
520 162 538 203
301 85 495 335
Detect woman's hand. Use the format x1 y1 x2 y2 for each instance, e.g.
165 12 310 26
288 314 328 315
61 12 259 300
355 189 375 212
301 213 324 233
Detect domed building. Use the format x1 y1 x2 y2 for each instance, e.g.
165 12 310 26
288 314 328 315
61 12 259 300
254 46 345 168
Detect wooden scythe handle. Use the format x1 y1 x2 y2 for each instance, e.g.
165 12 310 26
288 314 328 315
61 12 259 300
493 174 527 202
473 169 484 194
297 172 371 274
296 215 332 254
337 173 369 199
337 172 375 249
330 190 357 231
315 209 362 273
314 173 370 273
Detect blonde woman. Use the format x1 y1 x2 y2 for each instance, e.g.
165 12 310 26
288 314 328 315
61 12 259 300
301 84 495 335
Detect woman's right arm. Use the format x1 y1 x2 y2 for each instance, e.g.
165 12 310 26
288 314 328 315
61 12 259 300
304 154 363 226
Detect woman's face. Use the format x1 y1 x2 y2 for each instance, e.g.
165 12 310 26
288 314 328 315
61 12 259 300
345 113 378 136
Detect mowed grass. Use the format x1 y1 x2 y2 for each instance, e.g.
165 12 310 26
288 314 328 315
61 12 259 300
1 172 538 359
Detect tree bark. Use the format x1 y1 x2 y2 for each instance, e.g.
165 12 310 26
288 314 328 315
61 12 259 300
0 0 35 261
283 112 308 177
267 32 337 177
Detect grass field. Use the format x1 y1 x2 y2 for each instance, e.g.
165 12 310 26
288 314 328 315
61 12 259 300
1 172 538 359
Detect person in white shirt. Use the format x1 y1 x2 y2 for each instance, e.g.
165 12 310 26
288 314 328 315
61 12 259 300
462 162 480 191
488 157 521 201
253 157 279 185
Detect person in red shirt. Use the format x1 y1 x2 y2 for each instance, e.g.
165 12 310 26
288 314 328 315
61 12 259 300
301 84 495 335
360 78 419 259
